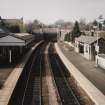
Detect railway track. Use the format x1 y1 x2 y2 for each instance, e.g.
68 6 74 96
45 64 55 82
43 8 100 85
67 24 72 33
21 52 42 105
8 42 81 105
48 43 80 105
8 43 47 105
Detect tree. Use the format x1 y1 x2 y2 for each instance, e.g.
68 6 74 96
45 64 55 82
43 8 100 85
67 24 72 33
103 20 105 26
79 18 86 30
92 19 103 30
72 21 81 42
102 20 105 31
25 19 43 33
0 16 5 26
99 23 102 30
64 33 68 41
92 20 98 26
25 22 33 33
64 33 69 41
7 24 20 33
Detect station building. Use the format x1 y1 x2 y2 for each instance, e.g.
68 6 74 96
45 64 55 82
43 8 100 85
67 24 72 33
75 35 105 60
0 31 34 63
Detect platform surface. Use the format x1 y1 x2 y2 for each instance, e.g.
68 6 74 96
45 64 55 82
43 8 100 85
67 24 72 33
58 42 105 95
55 42 105 105
0 41 43 105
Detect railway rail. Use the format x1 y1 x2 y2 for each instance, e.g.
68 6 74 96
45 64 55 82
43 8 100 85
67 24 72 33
8 42 47 105
8 42 81 105
48 43 80 105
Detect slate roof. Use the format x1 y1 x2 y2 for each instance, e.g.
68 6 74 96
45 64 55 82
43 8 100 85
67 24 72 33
0 33 34 46
0 32 34 42
10 33 34 43
75 35 101 44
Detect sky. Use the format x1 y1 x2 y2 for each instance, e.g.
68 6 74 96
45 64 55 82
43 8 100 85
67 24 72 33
0 0 105 24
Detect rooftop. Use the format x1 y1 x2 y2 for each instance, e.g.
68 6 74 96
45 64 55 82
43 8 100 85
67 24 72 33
2 19 23 25
10 33 34 41
75 35 101 44
0 32 34 42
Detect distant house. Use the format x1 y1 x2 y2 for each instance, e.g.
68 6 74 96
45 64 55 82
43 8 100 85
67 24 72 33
2 18 23 26
75 35 105 60
0 17 23 32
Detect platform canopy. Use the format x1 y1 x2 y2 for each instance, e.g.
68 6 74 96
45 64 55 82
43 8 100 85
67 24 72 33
0 33 34 46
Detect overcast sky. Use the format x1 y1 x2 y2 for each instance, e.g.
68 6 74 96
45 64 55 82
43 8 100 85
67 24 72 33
0 0 105 24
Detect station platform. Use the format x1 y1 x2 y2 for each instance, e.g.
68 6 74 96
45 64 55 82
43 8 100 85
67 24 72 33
0 41 43 105
55 42 105 105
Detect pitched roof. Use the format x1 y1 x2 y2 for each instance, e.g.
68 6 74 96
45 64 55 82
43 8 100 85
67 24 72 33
2 19 23 25
0 33 34 46
10 33 34 41
75 35 101 44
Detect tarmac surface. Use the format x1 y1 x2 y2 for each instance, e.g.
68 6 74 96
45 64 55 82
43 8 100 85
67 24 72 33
58 42 105 95
0 54 27 87
0 60 16 87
